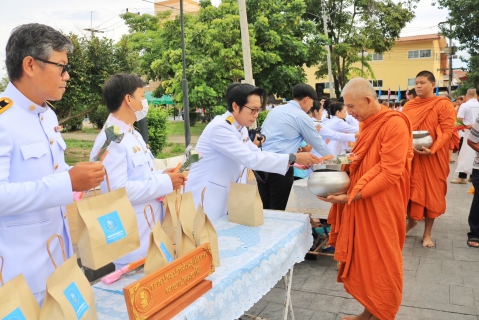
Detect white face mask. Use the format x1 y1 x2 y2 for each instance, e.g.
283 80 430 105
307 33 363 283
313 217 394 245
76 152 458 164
130 96 149 121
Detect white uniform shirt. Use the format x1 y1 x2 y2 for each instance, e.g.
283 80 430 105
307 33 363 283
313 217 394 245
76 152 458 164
90 114 173 268
0 83 74 304
322 116 359 157
185 112 289 220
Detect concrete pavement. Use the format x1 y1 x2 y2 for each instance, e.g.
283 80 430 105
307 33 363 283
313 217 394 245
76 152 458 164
244 156 479 320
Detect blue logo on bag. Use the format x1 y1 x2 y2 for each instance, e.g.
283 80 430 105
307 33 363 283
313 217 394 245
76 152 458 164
2 307 26 320
160 242 174 263
63 282 89 319
97 210 127 244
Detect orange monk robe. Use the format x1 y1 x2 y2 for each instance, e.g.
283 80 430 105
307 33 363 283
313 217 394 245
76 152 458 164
402 97 456 219
328 109 413 320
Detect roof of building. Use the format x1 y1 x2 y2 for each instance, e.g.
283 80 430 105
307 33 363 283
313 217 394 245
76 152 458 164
396 34 441 42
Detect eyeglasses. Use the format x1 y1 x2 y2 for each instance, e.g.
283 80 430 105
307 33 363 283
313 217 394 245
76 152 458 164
243 105 261 115
33 57 71 76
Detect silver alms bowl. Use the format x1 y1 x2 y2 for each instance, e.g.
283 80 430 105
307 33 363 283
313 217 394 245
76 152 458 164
412 131 433 149
307 169 350 197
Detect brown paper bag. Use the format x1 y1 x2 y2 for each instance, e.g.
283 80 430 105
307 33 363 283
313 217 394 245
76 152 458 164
143 205 175 276
76 172 140 270
162 190 180 244
0 257 40 320
193 188 220 266
228 168 264 227
40 235 97 320
175 193 197 258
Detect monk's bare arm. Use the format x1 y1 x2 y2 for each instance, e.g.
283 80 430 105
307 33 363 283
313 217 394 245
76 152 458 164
360 117 411 199
430 102 456 154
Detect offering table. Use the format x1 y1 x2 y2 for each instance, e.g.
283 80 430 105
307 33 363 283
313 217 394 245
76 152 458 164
93 210 312 319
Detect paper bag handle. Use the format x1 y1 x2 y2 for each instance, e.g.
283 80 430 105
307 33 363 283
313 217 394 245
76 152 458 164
143 204 156 230
201 187 207 207
175 194 182 218
0 256 4 286
92 169 111 196
237 167 248 182
46 234 67 269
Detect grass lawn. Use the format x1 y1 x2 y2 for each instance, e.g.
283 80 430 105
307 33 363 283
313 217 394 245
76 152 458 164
155 143 186 159
166 121 206 136
81 127 101 134
64 139 94 166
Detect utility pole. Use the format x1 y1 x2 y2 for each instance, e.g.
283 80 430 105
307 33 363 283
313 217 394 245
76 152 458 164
320 0 335 98
238 0 257 128
84 11 104 38
448 23 453 97
180 0 191 146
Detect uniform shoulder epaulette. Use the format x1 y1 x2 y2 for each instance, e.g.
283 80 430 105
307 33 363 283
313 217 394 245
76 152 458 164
226 116 234 125
46 101 56 109
0 97 13 115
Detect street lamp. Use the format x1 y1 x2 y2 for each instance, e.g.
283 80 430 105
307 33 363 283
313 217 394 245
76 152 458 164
358 50 368 77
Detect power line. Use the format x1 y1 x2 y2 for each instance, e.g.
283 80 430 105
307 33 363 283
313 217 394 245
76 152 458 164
94 9 125 29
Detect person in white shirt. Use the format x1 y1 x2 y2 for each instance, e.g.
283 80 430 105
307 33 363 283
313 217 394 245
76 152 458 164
90 74 186 269
0 23 105 305
451 88 479 184
185 83 321 220
322 100 359 157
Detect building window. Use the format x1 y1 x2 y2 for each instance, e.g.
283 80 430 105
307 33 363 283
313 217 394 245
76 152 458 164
408 78 415 86
323 82 330 89
408 49 431 59
368 80 383 88
371 53 383 61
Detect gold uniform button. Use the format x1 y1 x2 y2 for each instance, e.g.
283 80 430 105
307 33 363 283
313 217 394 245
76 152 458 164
54 164 58 170
63 214 67 219
40 116 44 121
151 167 154 171
50 138 54 145
29 105 35 111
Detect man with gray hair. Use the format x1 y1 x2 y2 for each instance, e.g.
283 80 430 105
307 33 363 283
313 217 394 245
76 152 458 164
318 78 413 319
0 23 105 305
451 88 479 183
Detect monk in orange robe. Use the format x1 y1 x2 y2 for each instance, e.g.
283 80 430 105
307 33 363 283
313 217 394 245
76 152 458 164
319 78 413 320
402 71 456 247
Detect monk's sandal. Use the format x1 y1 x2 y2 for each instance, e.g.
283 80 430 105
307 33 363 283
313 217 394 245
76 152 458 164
451 178 468 184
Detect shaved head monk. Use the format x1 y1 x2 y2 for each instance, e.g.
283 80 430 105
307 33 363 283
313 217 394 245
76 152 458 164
402 71 456 247
318 77 413 320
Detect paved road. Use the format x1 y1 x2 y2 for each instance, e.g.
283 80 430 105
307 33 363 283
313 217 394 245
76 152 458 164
244 156 479 320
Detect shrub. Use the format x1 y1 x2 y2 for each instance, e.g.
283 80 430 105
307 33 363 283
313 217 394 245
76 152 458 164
148 106 169 156
63 116 83 132
88 105 109 128
212 105 227 116
257 110 269 127
189 112 200 127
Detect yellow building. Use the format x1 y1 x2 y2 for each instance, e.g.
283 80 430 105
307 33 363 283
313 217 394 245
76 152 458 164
305 34 450 98
154 0 199 18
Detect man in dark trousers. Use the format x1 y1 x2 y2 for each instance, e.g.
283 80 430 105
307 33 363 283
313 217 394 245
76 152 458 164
256 84 332 210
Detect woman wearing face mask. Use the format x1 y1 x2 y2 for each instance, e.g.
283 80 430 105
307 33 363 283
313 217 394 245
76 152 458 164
90 74 186 269
322 100 359 157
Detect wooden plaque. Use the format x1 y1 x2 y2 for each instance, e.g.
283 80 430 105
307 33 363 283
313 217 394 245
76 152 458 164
124 244 215 319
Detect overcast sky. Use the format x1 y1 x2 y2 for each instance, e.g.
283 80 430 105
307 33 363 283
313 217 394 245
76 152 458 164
0 0 466 79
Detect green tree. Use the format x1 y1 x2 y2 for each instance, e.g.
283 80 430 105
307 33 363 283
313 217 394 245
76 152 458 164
304 0 417 93
434 0 479 54
54 34 138 130
0 76 8 92
120 0 327 117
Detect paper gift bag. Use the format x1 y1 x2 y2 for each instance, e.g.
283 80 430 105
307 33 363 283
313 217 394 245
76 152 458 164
193 188 220 266
143 205 175 276
76 172 140 270
0 257 40 320
162 190 180 244
175 193 197 258
40 235 97 320
228 168 264 227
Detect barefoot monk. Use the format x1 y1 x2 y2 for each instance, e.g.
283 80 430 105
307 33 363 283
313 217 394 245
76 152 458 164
402 71 456 248
318 78 413 320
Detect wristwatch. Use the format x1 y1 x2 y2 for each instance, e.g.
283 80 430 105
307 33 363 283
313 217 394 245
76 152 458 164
289 153 296 165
